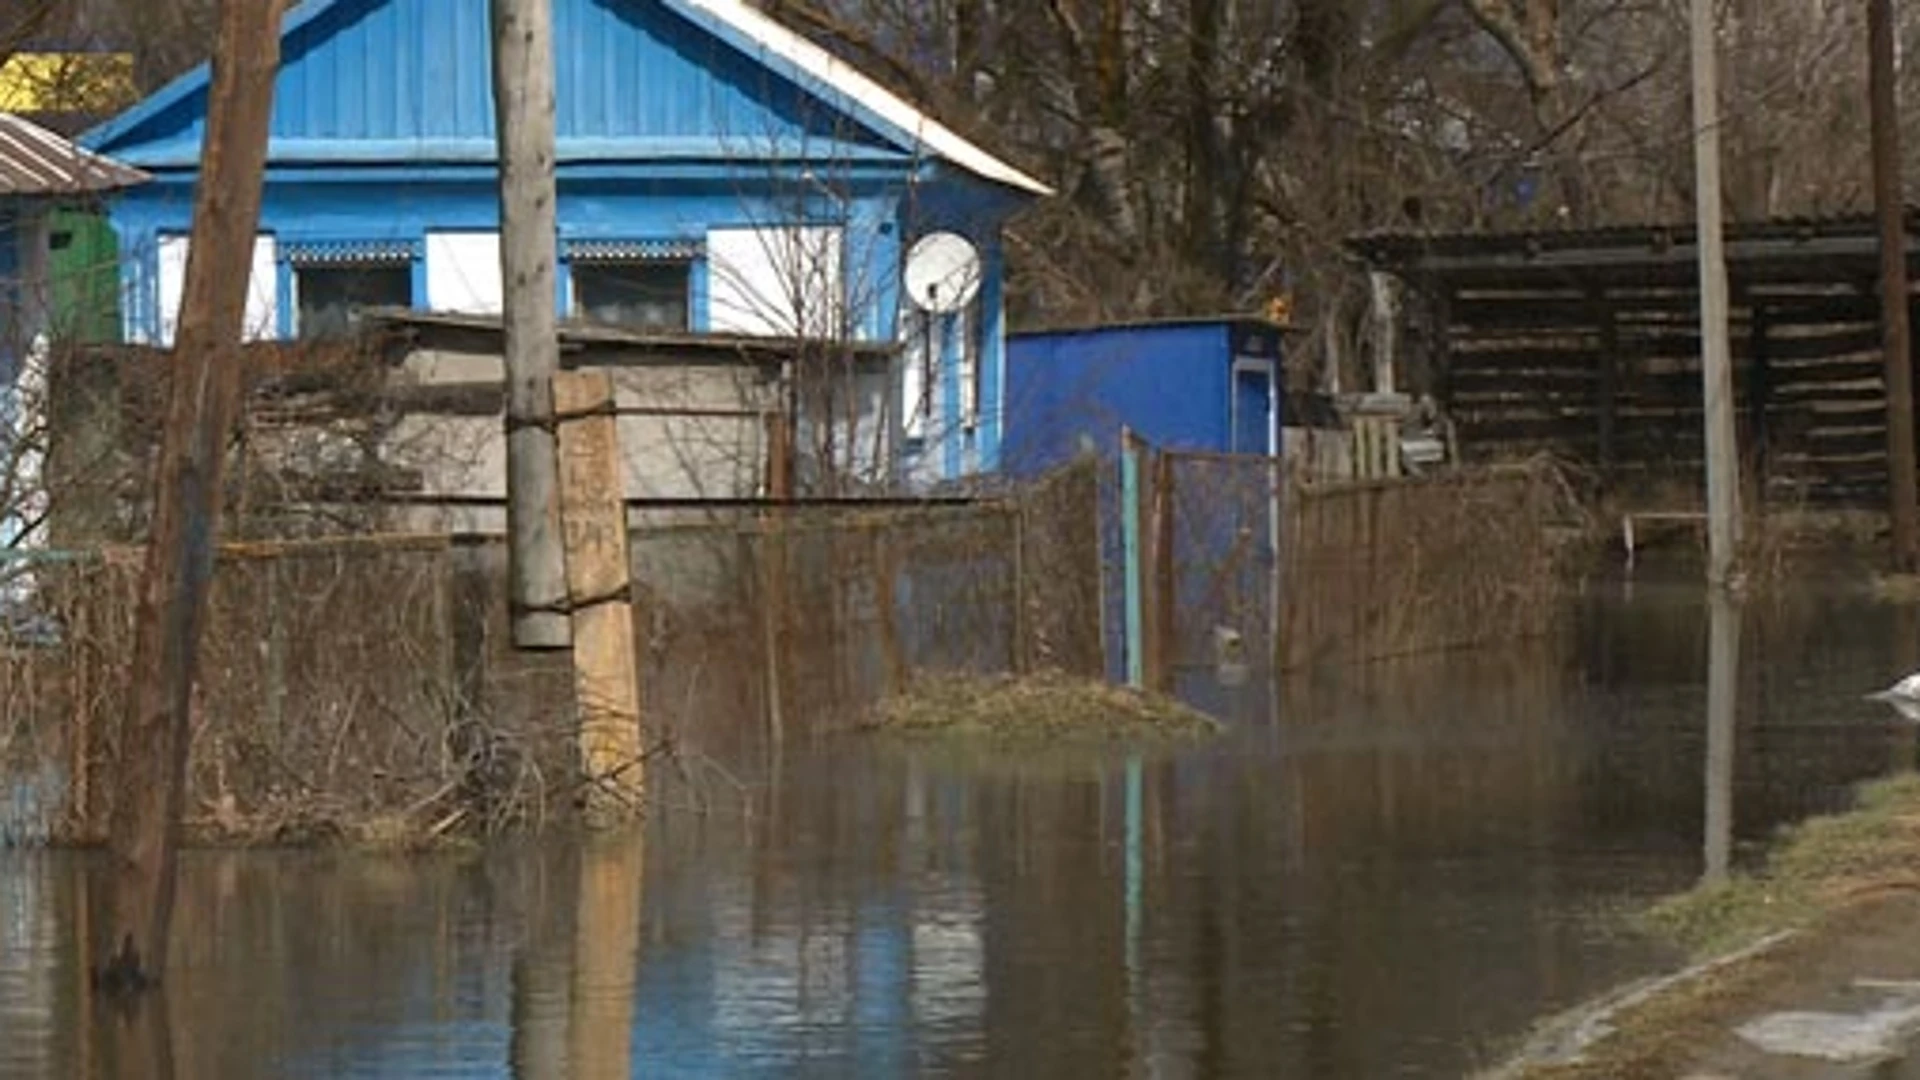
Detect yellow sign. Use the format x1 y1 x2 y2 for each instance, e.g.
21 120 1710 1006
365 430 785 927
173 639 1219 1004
0 53 137 113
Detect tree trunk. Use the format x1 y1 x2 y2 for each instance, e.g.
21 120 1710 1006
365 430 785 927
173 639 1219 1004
93 0 284 994
1184 0 1223 269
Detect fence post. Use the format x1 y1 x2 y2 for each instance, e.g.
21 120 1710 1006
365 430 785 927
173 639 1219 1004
1011 498 1030 675
263 556 286 747
761 410 792 750
874 526 907 694
553 370 644 826
1120 428 1147 689
1150 450 1176 693
1268 458 1283 676
66 579 92 843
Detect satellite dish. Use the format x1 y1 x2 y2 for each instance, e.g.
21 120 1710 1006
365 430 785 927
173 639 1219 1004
903 231 982 314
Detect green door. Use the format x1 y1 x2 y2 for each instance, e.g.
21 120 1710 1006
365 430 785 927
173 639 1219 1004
46 210 120 344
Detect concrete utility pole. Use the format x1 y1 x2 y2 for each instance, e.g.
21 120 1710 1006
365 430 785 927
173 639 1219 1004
1872 0 1919 572
491 0 571 649
94 0 284 993
1689 0 1743 587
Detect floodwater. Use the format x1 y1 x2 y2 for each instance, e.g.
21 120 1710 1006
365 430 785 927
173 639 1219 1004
4 558 1919 1078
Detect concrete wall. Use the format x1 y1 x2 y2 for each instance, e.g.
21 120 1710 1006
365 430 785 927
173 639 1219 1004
376 344 782 536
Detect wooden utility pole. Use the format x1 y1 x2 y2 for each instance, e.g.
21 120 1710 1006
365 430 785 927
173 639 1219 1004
1689 0 1743 587
1872 0 1919 571
92 0 284 993
491 0 571 649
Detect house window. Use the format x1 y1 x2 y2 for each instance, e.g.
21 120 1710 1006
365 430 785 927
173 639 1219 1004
295 265 413 339
571 261 691 331
565 240 702 332
287 240 420 340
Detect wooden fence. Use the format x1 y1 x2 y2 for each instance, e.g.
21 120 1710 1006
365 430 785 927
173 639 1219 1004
1441 291 1892 506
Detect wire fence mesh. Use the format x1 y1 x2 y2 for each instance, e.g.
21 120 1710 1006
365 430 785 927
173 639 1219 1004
1133 446 1570 679
0 459 1106 845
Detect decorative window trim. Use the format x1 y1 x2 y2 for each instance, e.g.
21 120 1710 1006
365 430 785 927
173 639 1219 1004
563 238 703 263
285 239 422 268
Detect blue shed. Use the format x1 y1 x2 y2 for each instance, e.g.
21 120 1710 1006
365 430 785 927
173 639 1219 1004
78 0 1051 488
1001 317 1288 476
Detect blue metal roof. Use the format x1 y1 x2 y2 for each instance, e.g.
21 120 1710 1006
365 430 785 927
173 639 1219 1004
80 0 1049 196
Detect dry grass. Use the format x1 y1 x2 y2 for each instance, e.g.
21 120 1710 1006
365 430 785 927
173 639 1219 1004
180 801 481 855
1484 772 1920 1078
1482 929 1807 1080
1275 458 1581 670
2 464 1110 850
1644 773 1920 957
1867 572 1920 603
859 669 1223 746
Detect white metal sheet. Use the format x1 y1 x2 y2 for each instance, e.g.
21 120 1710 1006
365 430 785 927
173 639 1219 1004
154 233 279 345
706 225 843 338
245 234 279 341
425 231 504 316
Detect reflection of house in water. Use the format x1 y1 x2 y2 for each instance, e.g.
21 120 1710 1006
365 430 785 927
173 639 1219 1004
909 906 986 1033
632 887 985 1072
0 855 60 1077
631 779 989 1073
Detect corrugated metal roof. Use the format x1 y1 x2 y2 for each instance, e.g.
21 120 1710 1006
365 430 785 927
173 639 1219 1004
81 0 1051 199
1010 313 1302 338
356 306 899 360
1347 210 1912 266
0 111 145 196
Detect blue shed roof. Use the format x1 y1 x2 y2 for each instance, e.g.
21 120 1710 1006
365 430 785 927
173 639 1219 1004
81 0 1051 197
1009 315 1297 340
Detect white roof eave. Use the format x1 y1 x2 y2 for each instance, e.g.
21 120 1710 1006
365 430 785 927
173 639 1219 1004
679 0 1053 199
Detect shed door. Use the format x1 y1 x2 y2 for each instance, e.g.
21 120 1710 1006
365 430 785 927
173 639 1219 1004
1232 362 1276 456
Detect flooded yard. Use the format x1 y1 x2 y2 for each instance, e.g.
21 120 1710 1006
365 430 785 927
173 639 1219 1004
3 560 1917 1078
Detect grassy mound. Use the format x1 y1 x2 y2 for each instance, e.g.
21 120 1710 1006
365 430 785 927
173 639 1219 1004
1643 772 1920 957
860 669 1223 746
1480 772 1920 1079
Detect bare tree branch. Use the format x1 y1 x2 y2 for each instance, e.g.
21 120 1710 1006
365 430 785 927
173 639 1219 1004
0 0 62 72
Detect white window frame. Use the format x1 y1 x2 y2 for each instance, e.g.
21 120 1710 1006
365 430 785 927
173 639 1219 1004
1229 356 1280 457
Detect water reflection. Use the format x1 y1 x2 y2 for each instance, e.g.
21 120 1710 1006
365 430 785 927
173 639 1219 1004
94 994 174 1080
1703 590 1739 885
512 834 645 1080
2 572 1920 1077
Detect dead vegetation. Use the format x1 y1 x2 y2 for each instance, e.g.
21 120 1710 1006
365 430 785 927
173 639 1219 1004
1276 456 1584 670
1646 773 1920 957
0 462 1110 850
859 668 1222 746
1482 772 1920 1078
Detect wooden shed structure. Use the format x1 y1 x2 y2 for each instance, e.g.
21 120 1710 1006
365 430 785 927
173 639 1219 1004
1348 213 1920 506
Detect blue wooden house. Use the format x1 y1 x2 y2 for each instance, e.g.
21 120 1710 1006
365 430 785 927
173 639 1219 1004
78 0 1050 486
1000 317 1288 476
